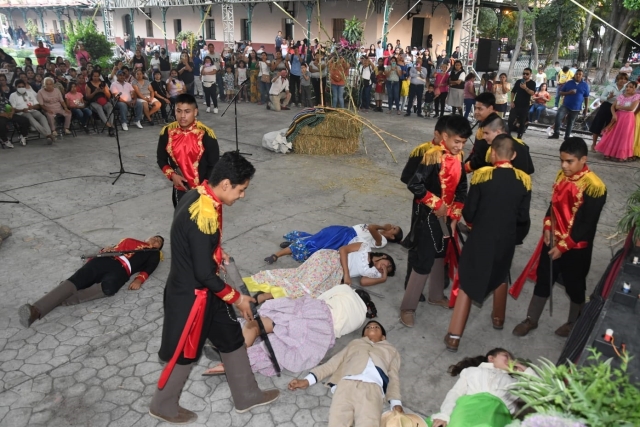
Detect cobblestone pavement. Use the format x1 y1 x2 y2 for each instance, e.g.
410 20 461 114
0 103 637 426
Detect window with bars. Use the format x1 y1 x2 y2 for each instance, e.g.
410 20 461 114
174 19 182 36
332 19 345 42
206 19 215 40
146 20 153 37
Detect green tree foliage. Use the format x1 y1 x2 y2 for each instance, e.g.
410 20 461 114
535 0 583 51
65 18 113 66
342 16 364 45
175 31 196 53
477 8 498 39
25 19 39 41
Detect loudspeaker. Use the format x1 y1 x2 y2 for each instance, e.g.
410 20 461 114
476 38 501 72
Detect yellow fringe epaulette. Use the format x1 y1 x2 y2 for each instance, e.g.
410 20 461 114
578 171 606 198
513 137 527 146
421 145 445 166
476 127 484 140
410 141 434 158
554 170 565 183
160 121 216 139
188 190 219 235
159 251 164 261
470 166 494 185
484 147 492 163
514 168 532 191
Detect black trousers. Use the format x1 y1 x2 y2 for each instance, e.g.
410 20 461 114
0 114 29 140
508 106 529 137
408 212 449 275
67 258 129 296
172 187 187 208
203 84 218 108
434 93 447 116
158 99 169 120
533 243 591 304
406 84 425 115
289 74 301 105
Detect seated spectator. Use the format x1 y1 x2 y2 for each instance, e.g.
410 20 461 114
150 70 171 124
110 70 143 130
10 79 54 143
246 242 396 302
0 91 30 148
166 68 186 104
528 83 550 123
65 82 92 133
288 320 403 426
132 69 161 125
37 77 72 135
86 70 115 136
265 223 402 264
429 348 534 427
0 74 13 98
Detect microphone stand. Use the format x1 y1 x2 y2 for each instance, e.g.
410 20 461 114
102 92 146 185
220 79 252 156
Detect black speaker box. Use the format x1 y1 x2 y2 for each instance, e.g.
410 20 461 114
476 38 501 72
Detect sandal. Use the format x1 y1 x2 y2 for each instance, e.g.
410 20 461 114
201 363 225 376
264 254 278 264
279 241 292 248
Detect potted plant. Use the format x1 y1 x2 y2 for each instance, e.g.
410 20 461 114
508 349 640 427
618 184 640 247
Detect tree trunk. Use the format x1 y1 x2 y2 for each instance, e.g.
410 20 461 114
508 9 526 78
551 20 562 65
577 3 596 69
594 1 638 84
617 40 629 63
530 8 539 70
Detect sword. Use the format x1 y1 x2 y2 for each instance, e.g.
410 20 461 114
225 257 281 377
80 248 159 260
549 203 554 317
438 216 450 238
174 165 191 191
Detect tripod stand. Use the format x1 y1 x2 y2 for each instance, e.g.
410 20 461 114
101 93 146 185
220 79 251 156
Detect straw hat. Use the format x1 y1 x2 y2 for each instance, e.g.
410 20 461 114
380 410 428 427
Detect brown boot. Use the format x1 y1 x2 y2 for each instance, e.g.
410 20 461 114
491 283 508 330
61 283 106 306
555 301 583 337
20 280 77 327
512 295 547 337
221 345 279 413
400 310 415 327
554 322 575 337
444 333 460 352
149 363 197 424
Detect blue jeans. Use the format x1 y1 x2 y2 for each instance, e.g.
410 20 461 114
554 83 563 108
553 104 580 139
386 81 400 111
331 84 345 108
71 107 92 126
463 98 475 119
116 101 142 124
360 83 371 109
529 104 546 122
259 80 271 104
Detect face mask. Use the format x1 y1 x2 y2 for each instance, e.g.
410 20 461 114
391 62 396 66
17 87 26 94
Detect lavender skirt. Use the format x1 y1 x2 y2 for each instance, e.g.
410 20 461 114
247 296 335 376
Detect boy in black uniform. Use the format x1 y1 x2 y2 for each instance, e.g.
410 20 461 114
466 113 535 175
444 135 531 352
19 236 163 328
400 115 472 327
151 152 279 424
512 137 606 338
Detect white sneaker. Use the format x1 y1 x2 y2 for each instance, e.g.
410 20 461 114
206 107 211 113
3 140 14 148
122 123 128 131
546 126 553 137
552 107 558 111
203 101 208 105
213 108 218 114
19 136 26 146
134 121 143 129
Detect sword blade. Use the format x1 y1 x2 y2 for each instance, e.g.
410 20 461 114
438 217 450 238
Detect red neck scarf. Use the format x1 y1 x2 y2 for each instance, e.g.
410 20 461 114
167 122 205 188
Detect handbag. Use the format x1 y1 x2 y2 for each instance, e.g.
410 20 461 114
401 203 426 250
96 96 108 106
261 74 271 83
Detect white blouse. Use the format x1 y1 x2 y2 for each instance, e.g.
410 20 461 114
349 224 387 249
347 242 381 279
432 363 536 423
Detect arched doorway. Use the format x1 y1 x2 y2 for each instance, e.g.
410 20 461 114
122 14 132 48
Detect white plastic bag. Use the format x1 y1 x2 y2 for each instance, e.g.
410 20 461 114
261 128 291 154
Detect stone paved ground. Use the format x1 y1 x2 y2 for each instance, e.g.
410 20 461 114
0 102 637 427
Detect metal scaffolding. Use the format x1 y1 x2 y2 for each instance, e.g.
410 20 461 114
459 0 480 73
222 3 235 50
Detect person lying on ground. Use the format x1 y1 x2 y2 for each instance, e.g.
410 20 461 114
247 242 396 302
265 223 403 264
19 236 163 328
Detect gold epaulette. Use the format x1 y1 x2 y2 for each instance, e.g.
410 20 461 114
188 189 219 234
421 145 445 166
410 141 434 158
578 171 606 198
484 147 492 163
513 168 532 191
160 121 216 139
554 170 564 183
470 166 493 185
476 127 484 140
513 137 527 146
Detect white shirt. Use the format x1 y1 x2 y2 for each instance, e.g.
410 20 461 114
620 66 633 74
269 76 289 95
9 90 38 110
534 72 546 87
305 356 402 410
150 57 161 70
432 363 536 423
110 81 134 102
258 61 270 77
349 224 387 248
347 242 381 279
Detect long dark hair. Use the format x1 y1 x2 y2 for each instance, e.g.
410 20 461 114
368 252 396 276
447 348 513 377
355 289 377 318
